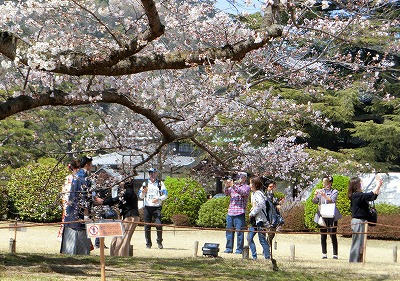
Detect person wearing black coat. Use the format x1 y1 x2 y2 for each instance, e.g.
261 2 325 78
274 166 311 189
347 175 383 262
95 179 140 256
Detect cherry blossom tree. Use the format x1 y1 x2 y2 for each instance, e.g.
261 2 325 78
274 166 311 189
0 0 282 157
0 0 398 187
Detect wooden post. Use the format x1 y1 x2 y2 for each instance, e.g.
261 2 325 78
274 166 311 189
8 221 26 254
362 222 368 264
13 221 17 244
9 220 18 254
9 238 16 254
100 237 106 281
393 245 398 263
290 244 295 261
242 245 249 259
193 241 199 257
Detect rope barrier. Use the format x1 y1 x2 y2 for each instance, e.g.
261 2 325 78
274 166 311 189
1 219 400 237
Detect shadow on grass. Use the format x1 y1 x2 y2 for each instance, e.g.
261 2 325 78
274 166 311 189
1 253 101 277
0 253 397 281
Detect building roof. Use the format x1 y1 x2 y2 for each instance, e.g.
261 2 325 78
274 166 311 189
92 152 126 166
163 155 195 167
92 152 196 169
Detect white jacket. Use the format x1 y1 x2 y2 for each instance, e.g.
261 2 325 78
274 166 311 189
249 190 268 224
138 179 168 207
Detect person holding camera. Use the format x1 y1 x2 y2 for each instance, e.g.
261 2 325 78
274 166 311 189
348 175 383 262
248 176 270 259
139 168 168 249
312 175 342 259
94 178 140 256
223 172 250 254
93 185 112 249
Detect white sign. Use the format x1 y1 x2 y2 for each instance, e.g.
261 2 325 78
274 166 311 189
86 221 123 238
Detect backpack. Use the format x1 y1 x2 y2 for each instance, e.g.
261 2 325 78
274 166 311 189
264 196 285 228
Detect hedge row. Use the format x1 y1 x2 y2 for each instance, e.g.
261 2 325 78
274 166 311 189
337 215 400 240
2 161 400 241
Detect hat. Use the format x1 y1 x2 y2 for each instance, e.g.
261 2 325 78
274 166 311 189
148 167 157 173
236 172 247 179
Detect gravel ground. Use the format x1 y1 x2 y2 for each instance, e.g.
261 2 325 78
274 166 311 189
0 221 398 264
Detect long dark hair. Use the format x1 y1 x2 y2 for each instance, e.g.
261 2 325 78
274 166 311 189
347 177 361 200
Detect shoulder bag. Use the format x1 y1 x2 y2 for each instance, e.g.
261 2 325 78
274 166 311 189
320 203 336 218
367 200 378 226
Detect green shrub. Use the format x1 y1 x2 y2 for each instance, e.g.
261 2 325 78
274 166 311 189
304 175 351 230
196 196 230 228
0 185 8 219
162 177 207 225
7 159 68 222
274 191 285 201
375 202 400 215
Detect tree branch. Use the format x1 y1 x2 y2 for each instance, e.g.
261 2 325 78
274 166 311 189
190 137 230 170
0 31 30 63
0 23 282 76
0 89 178 142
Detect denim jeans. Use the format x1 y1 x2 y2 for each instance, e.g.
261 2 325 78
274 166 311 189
247 221 270 259
225 213 245 253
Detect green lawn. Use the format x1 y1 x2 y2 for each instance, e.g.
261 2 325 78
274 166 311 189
0 253 398 280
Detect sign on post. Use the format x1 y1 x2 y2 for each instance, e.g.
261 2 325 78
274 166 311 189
85 220 124 281
86 220 124 238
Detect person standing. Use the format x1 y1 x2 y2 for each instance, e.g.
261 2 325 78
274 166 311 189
57 159 80 240
348 175 383 262
95 178 140 256
60 156 93 255
93 184 111 249
265 181 284 215
223 172 251 254
312 175 342 259
138 168 168 249
247 176 270 259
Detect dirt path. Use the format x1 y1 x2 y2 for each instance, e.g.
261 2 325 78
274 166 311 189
0 222 398 264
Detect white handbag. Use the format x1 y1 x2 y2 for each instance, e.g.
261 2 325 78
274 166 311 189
320 203 336 218
318 216 326 227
